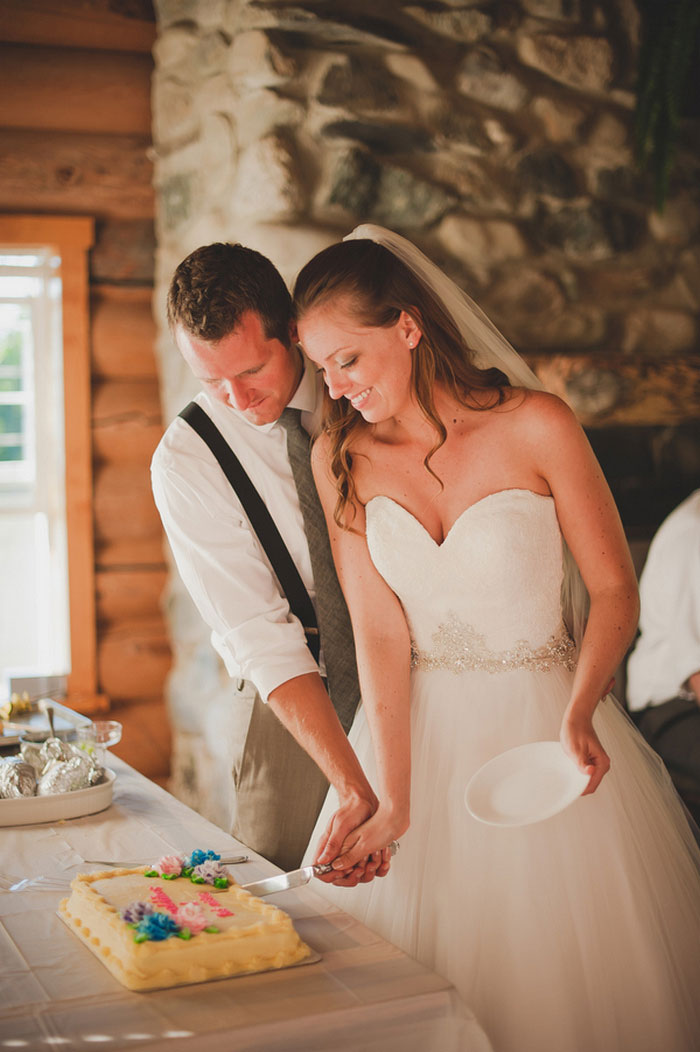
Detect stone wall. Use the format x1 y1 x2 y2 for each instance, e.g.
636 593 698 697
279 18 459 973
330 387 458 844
152 0 700 823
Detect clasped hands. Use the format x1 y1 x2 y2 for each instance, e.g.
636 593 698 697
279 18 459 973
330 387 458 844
312 792 407 888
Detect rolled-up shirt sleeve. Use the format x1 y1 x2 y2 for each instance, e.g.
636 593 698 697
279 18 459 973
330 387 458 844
151 443 319 702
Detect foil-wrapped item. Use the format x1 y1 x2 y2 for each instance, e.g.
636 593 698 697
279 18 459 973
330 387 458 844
19 739 45 773
19 737 103 796
21 736 73 773
38 751 101 794
0 756 38 798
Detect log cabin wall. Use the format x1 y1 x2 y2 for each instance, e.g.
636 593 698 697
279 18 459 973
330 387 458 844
150 0 700 825
0 0 171 784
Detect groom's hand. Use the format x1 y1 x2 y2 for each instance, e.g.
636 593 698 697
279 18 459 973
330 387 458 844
319 850 391 888
313 792 389 885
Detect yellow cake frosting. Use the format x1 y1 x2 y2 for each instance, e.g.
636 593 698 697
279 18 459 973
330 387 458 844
58 864 311 991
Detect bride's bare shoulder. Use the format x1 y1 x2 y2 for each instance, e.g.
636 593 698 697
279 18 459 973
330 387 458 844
501 387 579 436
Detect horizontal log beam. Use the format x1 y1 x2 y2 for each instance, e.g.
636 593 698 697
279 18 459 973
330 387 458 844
108 696 172 784
528 352 700 427
0 43 152 135
0 129 154 219
96 568 168 625
93 462 163 544
90 219 155 285
0 0 156 53
96 536 167 569
91 285 158 379
98 621 172 700
92 379 163 464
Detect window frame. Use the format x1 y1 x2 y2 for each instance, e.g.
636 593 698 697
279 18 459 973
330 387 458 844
0 214 106 711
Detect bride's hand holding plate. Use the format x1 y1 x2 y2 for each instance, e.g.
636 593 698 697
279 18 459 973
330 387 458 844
560 713 610 795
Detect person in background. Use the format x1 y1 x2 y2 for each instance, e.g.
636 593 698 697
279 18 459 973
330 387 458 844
626 488 700 826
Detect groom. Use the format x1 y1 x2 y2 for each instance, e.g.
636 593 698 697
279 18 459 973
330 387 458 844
152 241 376 875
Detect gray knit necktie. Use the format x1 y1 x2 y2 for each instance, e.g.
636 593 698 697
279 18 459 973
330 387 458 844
280 408 360 732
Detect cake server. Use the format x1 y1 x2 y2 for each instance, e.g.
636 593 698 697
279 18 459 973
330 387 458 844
240 863 333 896
82 854 250 866
241 841 399 897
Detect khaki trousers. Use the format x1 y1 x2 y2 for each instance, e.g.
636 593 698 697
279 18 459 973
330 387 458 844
230 681 331 871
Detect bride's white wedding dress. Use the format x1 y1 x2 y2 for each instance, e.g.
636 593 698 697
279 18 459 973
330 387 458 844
306 489 700 1052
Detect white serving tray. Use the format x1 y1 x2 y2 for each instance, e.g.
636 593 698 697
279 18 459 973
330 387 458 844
0 768 115 827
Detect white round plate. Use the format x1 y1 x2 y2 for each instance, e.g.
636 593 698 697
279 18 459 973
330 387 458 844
465 741 589 827
0 768 115 827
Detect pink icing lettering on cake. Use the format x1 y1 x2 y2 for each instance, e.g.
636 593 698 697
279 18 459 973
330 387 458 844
197 890 234 917
149 886 178 915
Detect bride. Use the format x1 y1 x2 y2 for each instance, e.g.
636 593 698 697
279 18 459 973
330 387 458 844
293 225 700 1052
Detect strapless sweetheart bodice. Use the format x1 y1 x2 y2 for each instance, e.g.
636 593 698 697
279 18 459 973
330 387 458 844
365 489 573 669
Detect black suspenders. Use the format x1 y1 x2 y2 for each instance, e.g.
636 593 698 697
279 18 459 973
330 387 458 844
178 401 320 662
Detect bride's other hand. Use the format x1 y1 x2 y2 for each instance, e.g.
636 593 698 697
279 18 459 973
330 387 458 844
561 714 610 795
330 806 408 871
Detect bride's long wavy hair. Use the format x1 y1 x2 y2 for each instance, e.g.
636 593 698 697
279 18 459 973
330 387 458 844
293 238 510 528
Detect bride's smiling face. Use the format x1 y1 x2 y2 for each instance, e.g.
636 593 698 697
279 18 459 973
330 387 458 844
298 299 421 423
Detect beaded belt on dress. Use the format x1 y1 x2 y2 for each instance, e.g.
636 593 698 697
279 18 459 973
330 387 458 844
410 614 577 674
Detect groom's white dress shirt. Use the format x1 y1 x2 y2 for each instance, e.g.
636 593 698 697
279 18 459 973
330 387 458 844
151 357 325 702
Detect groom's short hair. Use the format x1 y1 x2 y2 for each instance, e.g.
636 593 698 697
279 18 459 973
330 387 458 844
167 242 293 346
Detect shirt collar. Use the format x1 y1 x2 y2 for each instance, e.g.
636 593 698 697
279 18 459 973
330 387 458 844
287 353 319 415
208 351 322 435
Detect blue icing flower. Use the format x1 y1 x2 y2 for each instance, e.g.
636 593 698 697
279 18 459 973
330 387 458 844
187 849 221 868
122 901 154 924
136 911 180 941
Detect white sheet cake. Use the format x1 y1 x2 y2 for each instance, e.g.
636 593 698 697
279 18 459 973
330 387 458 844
58 850 311 991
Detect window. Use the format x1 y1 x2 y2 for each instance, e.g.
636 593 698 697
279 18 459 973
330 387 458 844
0 216 102 710
0 248 69 680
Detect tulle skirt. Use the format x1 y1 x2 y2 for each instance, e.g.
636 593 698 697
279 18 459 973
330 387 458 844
305 664 700 1052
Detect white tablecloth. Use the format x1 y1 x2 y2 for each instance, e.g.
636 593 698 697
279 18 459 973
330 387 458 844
1 757 492 1052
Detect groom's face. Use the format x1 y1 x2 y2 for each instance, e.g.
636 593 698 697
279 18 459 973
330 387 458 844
176 311 302 426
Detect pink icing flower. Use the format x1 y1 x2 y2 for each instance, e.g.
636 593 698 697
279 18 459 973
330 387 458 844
155 854 185 877
175 902 208 934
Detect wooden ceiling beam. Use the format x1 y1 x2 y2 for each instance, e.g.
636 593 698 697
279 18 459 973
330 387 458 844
0 43 152 135
0 0 156 53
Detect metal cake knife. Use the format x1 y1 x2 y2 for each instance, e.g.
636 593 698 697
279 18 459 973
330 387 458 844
241 840 400 897
240 863 333 896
